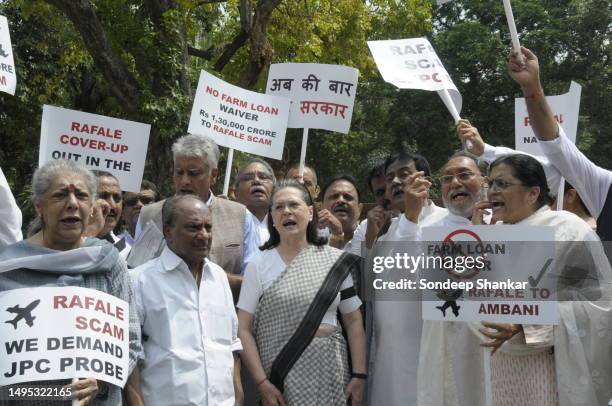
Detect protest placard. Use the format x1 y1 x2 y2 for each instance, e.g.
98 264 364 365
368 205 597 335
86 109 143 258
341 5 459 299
367 37 462 114
266 63 359 134
188 70 290 160
420 226 559 324
38 105 151 192
0 15 17 95
0 286 129 387
515 81 581 156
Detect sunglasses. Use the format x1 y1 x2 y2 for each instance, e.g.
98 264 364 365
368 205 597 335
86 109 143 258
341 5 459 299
124 195 156 207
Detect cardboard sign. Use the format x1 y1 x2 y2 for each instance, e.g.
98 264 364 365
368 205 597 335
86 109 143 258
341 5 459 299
0 15 17 95
367 37 462 113
0 287 129 387
421 226 559 324
38 105 151 192
188 70 290 160
515 82 581 156
266 63 359 134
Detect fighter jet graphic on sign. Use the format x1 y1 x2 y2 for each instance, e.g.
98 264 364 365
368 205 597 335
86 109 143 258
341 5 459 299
5 299 40 329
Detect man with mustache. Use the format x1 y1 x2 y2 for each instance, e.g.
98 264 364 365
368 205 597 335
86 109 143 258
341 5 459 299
234 158 276 247
368 151 448 406
128 134 258 299
371 152 448 243
117 180 160 253
344 162 391 256
93 171 133 259
321 175 363 250
131 195 242 406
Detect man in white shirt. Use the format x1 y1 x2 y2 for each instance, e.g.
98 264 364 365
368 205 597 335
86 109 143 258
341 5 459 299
321 175 363 250
132 195 242 406
370 150 495 405
92 171 134 260
368 151 449 406
234 158 276 248
507 46 612 243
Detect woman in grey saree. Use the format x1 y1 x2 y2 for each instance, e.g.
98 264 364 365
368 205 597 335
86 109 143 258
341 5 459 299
237 180 366 406
0 160 141 405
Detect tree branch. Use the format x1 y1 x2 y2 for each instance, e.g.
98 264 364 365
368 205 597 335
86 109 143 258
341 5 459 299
213 29 250 71
213 0 253 72
239 0 282 88
44 0 141 113
197 0 228 4
187 45 217 60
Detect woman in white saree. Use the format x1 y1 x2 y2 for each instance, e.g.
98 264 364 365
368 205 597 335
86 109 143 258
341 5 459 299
418 154 612 406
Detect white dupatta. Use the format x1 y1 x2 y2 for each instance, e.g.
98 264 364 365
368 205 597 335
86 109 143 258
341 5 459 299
418 207 612 406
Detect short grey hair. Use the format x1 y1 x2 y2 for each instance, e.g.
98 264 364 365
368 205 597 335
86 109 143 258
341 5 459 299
234 157 276 187
172 134 220 171
32 159 97 205
162 194 208 230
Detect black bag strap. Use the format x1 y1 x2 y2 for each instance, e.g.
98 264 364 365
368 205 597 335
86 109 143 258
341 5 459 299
267 252 361 393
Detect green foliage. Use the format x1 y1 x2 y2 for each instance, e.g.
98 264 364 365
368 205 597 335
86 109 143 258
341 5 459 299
0 0 609 221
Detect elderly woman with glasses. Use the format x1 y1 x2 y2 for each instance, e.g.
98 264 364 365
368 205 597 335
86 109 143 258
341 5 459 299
420 154 612 406
0 159 142 405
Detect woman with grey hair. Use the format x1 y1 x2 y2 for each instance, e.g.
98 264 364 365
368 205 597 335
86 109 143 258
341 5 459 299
0 159 142 405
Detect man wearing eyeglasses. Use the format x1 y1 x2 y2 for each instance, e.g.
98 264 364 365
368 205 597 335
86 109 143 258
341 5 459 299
234 158 276 247
119 180 160 251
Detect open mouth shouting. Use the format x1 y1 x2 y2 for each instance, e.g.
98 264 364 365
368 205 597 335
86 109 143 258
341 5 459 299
449 189 471 202
60 215 82 228
281 218 298 230
332 204 350 218
250 185 268 199
489 199 505 214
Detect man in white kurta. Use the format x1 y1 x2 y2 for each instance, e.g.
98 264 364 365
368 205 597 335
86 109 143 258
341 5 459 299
367 152 448 406
132 196 242 406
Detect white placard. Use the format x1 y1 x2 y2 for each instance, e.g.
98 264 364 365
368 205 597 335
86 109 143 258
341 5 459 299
515 81 581 156
39 105 151 192
188 70 290 160
0 287 129 387
0 15 17 95
421 225 559 324
367 37 462 113
265 63 359 134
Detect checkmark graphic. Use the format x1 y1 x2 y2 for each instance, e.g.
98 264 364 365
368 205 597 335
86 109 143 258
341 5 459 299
528 258 553 287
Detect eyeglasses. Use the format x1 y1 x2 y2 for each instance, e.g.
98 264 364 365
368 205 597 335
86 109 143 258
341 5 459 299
486 178 524 191
440 171 476 185
238 171 273 183
124 195 156 207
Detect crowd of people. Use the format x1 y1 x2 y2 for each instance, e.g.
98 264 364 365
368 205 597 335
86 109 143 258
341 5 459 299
0 48 611 406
